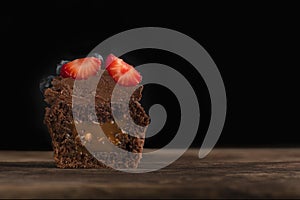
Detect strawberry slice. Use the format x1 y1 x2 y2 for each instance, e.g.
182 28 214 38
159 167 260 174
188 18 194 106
105 54 142 86
60 57 101 80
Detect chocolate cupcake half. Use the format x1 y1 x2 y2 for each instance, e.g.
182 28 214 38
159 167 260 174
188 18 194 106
42 55 150 168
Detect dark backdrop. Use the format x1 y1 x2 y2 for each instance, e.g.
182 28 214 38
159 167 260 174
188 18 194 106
0 1 298 150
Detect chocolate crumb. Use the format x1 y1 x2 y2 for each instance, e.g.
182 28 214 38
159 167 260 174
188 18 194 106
43 71 150 168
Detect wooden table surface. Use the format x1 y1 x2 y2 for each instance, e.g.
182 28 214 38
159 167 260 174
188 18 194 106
0 148 300 199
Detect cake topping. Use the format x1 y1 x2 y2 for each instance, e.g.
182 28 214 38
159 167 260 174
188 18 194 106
60 57 102 80
105 54 142 86
56 60 69 75
39 75 55 93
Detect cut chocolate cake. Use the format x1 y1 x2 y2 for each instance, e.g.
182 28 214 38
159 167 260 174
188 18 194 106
42 55 150 169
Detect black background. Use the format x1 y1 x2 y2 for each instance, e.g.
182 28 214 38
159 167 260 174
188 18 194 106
0 1 298 150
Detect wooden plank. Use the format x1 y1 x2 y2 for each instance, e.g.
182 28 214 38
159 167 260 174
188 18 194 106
0 148 300 199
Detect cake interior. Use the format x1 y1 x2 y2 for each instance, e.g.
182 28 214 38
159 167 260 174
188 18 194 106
43 70 150 168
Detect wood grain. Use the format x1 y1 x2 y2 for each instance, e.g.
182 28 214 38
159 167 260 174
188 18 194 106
0 148 300 199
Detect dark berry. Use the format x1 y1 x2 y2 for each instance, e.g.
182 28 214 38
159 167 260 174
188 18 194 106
39 75 55 94
56 60 69 75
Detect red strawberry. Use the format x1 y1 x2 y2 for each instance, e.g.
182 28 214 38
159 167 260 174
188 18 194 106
105 54 142 86
60 57 101 80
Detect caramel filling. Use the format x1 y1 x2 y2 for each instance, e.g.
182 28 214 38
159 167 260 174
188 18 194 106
100 121 122 145
74 120 125 152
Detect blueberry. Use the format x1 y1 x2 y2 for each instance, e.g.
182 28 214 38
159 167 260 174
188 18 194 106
56 60 69 75
91 53 103 63
39 75 55 94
